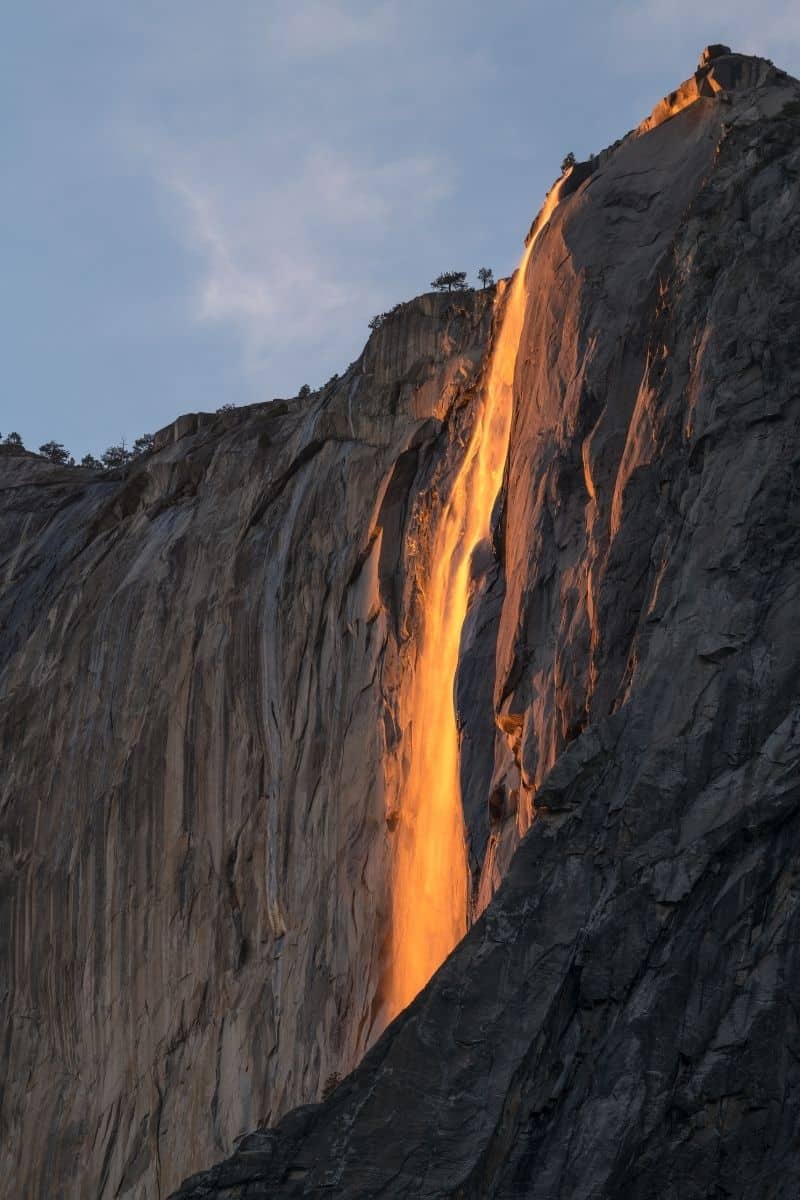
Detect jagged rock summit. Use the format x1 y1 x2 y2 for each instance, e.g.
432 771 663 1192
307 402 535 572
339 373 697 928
638 45 790 134
168 47 800 1199
699 44 732 66
3 46 800 1200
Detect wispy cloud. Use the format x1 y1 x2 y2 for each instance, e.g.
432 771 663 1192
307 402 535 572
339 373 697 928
108 0 503 404
150 138 452 383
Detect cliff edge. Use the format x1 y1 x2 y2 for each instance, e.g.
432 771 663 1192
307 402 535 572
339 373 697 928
172 47 800 1200
0 291 494 1197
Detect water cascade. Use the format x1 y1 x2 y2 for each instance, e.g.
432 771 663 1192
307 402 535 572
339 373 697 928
387 184 563 1018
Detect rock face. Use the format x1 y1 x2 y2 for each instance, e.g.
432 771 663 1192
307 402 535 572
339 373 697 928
0 292 496 1197
5 49 800 1200
169 51 800 1199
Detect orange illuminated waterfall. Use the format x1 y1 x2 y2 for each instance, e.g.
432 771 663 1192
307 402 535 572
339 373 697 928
387 187 562 1018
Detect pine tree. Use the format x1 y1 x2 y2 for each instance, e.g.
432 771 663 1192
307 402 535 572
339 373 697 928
39 441 71 464
430 271 468 292
132 433 155 456
101 442 133 469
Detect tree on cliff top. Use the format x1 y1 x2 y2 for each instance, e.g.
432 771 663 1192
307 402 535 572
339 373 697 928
101 442 133 469
39 441 71 464
431 271 468 292
561 151 576 172
132 433 155 457
477 267 494 289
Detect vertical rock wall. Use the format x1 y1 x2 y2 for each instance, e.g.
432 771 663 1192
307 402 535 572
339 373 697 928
171 52 800 1200
0 291 495 1197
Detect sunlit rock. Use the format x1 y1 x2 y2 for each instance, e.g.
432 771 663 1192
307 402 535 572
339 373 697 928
0 292 494 1197
6 43 800 1200
172 48 800 1200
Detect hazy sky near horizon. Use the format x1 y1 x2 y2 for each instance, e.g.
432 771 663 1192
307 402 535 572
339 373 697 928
4 2 800 457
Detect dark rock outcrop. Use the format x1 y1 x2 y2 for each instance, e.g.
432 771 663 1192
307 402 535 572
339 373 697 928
170 50 800 1199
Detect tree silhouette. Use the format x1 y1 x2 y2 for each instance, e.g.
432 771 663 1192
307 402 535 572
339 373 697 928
561 151 577 173
132 433 155 456
39 441 71 464
477 267 494 289
431 271 468 293
101 442 133 469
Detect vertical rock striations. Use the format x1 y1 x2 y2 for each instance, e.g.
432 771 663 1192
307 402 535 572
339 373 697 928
171 50 800 1199
0 292 496 1197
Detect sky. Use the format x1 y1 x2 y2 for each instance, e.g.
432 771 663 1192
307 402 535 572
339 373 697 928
3 2 800 459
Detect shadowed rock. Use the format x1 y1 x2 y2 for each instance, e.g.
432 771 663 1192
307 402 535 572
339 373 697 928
5 45 800 1200
171 48 800 1200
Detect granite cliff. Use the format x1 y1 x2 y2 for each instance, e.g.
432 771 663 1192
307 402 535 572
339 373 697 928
0 290 495 1195
3 46 800 1198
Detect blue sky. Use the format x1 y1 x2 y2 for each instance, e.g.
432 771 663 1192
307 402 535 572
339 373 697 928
4 2 799 458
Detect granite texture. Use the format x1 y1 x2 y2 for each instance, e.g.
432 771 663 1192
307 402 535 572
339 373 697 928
0 293 495 1197
4 47 800 1200
171 51 800 1199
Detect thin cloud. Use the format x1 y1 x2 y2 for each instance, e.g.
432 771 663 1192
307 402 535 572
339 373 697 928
151 139 453 380
108 1 490 403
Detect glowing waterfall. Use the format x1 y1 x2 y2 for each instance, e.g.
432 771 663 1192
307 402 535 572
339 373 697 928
386 184 563 1018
